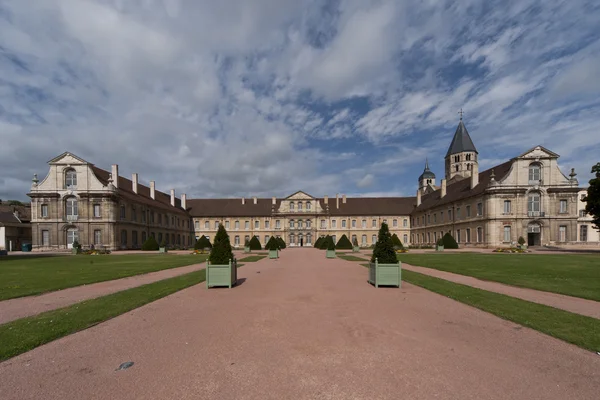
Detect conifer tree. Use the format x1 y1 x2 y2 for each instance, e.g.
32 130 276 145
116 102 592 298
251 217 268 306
142 236 159 251
335 234 353 249
391 233 404 249
442 232 459 249
248 235 262 250
277 236 286 249
265 236 280 250
194 236 212 250
209 224 234 264
371 222 397 263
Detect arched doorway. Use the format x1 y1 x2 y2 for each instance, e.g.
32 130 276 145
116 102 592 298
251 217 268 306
298 233 303 247
65 227 79 249
527 222 541 246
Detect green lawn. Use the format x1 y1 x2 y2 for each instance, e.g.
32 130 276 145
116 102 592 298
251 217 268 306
337 254 368 262
0 254 208 300
0 269 207 361
397 253 600 301
239 255 266 262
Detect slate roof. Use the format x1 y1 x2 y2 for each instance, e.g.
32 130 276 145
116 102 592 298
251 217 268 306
321 197 416 216
414 160 513 212
418 159 435 181
0 204 31 224
187 198 281 217
91 166 189 215
446 120 478 157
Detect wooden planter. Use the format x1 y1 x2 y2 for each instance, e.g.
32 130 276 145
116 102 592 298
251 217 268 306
206 259 237 288
244 246 250 253
368 259 401 288
269 249 279 259
352 246 360 252
326 249 336 258
159 247 167 253
436 245 444 252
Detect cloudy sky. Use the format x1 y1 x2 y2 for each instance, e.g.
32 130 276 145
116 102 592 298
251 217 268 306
1 0 599 201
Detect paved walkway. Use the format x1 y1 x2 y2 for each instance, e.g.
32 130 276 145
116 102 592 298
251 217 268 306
0 263 206 324
1 249 598 400
402 264 600 319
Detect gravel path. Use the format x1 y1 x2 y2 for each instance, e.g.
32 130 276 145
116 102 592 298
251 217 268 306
402 263 600 319
1 249 598 400
0 263 206 324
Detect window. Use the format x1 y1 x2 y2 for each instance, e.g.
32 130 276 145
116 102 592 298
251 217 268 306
466 154 472 161
454 155 460 162
67 228 78 247
307 234 312 245
66 197 78 220
320 219 326 229
352 234 357 244
448 210 452 220
477 227 483 243
403 234 408 244
265 221 270 229
559 226 566 242
42 230 50 246
466 228 471 243
118 205 125 219
276 220 281 229
204 221 209 229
427 214 431 223
560 199 567 213
332 220 337 228
245 221 250 229
580 210 587 217
476 203 483 216
65 169 77 188
289 234 295 244
215 221 219 229
528 193 541 213
352 219 356 228
503 226 511 242
234 236 240 246
440 212 444 222
434 232 437 243
41 204 48 218
255 220 260 229
93 229 101 245
342 220 346 228
455 165 459 172
225 221 230 229
456 229 461 243
132 206 137 222
466 205 471 217
403 219 408 227
362 219 367 228
433 213 437 223
121 230 127 246
265 235 269 244
422 216 425 225
306 220 311 228
383 219 387 224
245 235 250 243
307 202 311 210
91 204 100 218
158 233 163 243
132 231 138 246
141 209 146 223
290 220 295 229
290 202 295 210
298 202 303 211
580 225 588 242
393 219 398 227
427 232 431 243
372 234 377 244
362 234 367 245
503 200 511 214
195 221 199 229
457 208 461 219
150 212 154 224
528 163 541 183
172 216 175 226
142 231 147 243
372 219 377 228
332 235 336 244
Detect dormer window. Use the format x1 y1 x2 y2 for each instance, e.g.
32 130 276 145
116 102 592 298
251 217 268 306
529 163 541 184
298 202 303 211
65 169 77 189
290 202 295 210
306 202 311 210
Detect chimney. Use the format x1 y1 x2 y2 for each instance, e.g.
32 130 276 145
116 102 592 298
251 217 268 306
470 164 479 189
336 194 339 209
181 193 187 210
324 195 328 204
441 179 447 198
170 189 175 206
272 197 276 205
417 189 421 207
342 194 347 204
242 197 245 205
150 181 155 199
111 164 119 188
132 173 138 194
253 197 257 205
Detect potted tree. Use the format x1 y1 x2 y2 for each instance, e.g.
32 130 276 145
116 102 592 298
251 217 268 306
265 236 280 259
352 237 360 252
159 239 168 253
436 238 444 251
368 223 401 288
194 236 212 253
248 236 262 251
206 224 237 288
276 236 286 250
326 236 336 258
142 236 159 251
335 234 353 251
71 240 82 255
518 236 527 250
244 239 250 253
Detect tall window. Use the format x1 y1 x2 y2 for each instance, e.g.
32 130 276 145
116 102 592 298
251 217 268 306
332 220 337 228
65 169 77 188
142 231 147 243
433 213 437 223
372 234 377 244
580 225 588 242
559 226 566 242
321 219 326 229
361 235 367 245
132 231 138 246
41 204 48 218
67 228 78 247
427 232 431 243
290 202 295 210
342 220 347 228
528 193 541 213
215 221 219 229
456 229 461 243
276 220 281 229
466 228 471 243
403 219 408 227
503 200 511 214
289 234 295 244
42 230 50 246
298 202 303 211
351 219 356 228
560 199 567 213
245 221 250 229
393 219 398 227
448 210 452 220
466 205 471 217
456 208 461 219
307 233 312 245
362 219 367 228
121 230 127 246
265 221 270 229
477 227 483 243
332 235 336 243
66 197 78 220
120 205 126 220
204 221 209 229
306 202 311 210
306 220 311 228
158 233 163 243
503 226 511 242
132 206 137 222
265 235 269 244
225 221 230 229
290 220 295 229
454 155 460 162
195 221 199 229
245 235 250 243
476 203 483 216
234 235 240 246
528 163 541 183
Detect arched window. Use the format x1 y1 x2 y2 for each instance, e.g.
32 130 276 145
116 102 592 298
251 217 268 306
289 234 295 244
528 192 541 214
65 197 78 221
298 202 303 211
289 202 295 210
121 230 127 246
306 202 311 210
65 169 77 188
529 163 541 183
455 165 459 172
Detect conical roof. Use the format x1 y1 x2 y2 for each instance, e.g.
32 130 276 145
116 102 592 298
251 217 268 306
418 159 435 181
446 119 478 157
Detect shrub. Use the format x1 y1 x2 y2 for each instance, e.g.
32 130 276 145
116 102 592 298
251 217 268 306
244 238 250 247
314 237 323 248
319 235 331 250
436 238 444 246
335 234 353 250
391 233 404 249
371 222 397 264
326 236 336 251
352 236 359 247
265 236 280 250
194 236 212 250
248 236 262 250
159 239 167 249
141 236 159 251
209 224 234 265
518 236 526 245
276 237 286 249
442 232 459 249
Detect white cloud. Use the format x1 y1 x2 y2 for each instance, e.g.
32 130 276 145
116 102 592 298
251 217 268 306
356 174 375 188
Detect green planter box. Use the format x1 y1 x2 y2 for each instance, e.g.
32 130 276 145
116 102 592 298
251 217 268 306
244 246 250 253
159 247 167 253
206 259 237 288
352 246 360 252
368 259 401 288
72 247 80 255
326 249 336 258
436 245 444 251
269 249 279 259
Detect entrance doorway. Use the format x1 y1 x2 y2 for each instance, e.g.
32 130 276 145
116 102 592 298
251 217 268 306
67 228 78 249
300 238 303 247
527 223 541 246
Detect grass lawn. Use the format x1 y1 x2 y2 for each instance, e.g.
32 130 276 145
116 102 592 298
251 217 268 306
239 255 266 262
337 254 368 262
397 253 600 301
0 269 208 361
0 254 208 301
402 270 600 353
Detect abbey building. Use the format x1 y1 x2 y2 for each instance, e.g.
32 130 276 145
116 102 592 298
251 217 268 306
26 119 598 251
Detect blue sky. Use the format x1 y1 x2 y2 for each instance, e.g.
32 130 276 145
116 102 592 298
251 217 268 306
1 0 599 201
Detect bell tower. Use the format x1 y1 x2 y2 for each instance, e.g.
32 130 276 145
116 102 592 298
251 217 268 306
418 159 436 194
445 110 478 181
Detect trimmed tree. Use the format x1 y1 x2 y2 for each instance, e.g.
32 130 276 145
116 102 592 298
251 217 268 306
583 162 600 229
370 222 397 263
442 232 459 249
248 235 262 251
518 236 526 246
265 236 280 250
352 236 359 247
194 236 212 250
209 224 234 264
142 236 159 251
277 236 286 249
391 233 404 249
319 235 331 250
314 236 323 248
326 236 336 251
335 234 353 250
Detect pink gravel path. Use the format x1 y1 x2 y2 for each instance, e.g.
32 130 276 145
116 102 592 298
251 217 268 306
402 263 600 319
1 248 599 400
0 263 206 324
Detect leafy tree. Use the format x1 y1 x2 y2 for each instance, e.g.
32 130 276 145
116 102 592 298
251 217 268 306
265 236 280 250
142 236 159 251
335 234 353 249
248 235 262 250
391 233 404 249
194 236 212 250
209 224 234 265
370 222 397 264
442 232 459 249
277 236 286 249
583 162 600 229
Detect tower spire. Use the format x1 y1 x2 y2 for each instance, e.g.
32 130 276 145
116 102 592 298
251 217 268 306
458 108 464 121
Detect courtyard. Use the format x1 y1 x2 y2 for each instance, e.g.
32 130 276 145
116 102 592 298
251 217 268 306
1 248 599 399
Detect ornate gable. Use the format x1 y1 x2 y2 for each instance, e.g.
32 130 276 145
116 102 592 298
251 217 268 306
48 152 90 165
516 145 559 160
284 191 315 200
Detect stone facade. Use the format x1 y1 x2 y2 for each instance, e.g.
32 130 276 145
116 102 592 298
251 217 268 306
0 203 32 251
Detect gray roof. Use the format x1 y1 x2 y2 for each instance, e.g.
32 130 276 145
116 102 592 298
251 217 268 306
445 120 478 157
418 159 435 181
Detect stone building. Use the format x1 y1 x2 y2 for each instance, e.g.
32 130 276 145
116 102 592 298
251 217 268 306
27 152 193 251
0 202 32 251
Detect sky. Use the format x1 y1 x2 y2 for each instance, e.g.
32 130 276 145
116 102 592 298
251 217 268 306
1 0 599 202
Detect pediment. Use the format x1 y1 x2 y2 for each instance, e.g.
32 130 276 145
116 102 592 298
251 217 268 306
284 191 315 200
517 146 559 160
48 152 90 165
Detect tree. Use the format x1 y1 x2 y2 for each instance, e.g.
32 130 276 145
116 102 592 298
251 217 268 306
518 236 526 246
583 162 600 229
391 233 404 249
277 236 286 249
314 236 323 248
371 222 397 264
442 232 459 249
352 236 359 247
319 235 331 250
209 224 234 264
326 235 336 251
335 234 353 249
265 236 280 250
194 236 212 250
142 236 159 251
248 235 262 250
